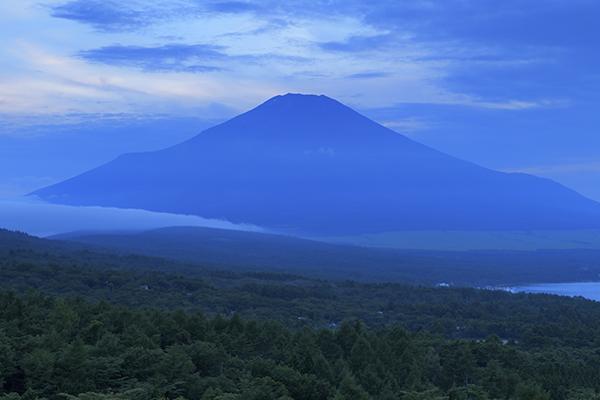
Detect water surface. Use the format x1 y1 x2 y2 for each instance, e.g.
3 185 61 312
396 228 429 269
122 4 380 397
515 282 600 301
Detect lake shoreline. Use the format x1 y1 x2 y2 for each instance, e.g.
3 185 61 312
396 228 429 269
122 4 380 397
513 282 600 301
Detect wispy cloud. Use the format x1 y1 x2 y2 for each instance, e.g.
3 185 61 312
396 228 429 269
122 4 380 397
40 0 600 109
319 34 396 53
75 43 227 73
47 0 600 54
360 1 600 49
48 0 158 33
345 72 390 80
503 161 600 175
381 118 431 133
469 99 541 110
0 196 263 237
206 1 263 14
47 0 274 33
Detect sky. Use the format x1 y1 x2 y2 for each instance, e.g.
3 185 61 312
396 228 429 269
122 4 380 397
1 0 600 235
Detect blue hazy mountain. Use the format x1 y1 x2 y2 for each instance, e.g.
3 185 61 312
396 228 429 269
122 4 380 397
31 93 600 236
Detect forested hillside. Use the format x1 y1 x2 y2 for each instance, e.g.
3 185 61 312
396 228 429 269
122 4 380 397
4 227 600 399
2 286 600 400
45 226 600 286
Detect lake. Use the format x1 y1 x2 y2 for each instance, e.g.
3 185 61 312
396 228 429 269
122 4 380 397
514 282 600 301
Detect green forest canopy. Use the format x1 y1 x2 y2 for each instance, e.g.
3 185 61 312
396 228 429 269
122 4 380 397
3 228 600 399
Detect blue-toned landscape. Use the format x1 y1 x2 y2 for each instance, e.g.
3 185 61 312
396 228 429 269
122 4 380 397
2 1 600 399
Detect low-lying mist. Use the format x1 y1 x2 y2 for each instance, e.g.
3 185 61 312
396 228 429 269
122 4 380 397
0 196 263 237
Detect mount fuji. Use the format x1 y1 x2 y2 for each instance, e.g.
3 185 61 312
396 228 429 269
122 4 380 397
30 94 600 236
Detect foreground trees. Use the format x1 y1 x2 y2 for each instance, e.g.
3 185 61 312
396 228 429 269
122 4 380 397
2 290 600 400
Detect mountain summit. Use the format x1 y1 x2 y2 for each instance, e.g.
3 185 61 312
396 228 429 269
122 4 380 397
31 93 600 235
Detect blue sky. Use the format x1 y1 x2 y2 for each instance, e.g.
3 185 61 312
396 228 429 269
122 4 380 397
1 0 600 204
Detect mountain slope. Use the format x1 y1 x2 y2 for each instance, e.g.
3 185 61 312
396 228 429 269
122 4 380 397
31 93 600 235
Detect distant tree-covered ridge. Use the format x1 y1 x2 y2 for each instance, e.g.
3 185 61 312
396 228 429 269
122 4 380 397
4 249 600 341
5 227 600 287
